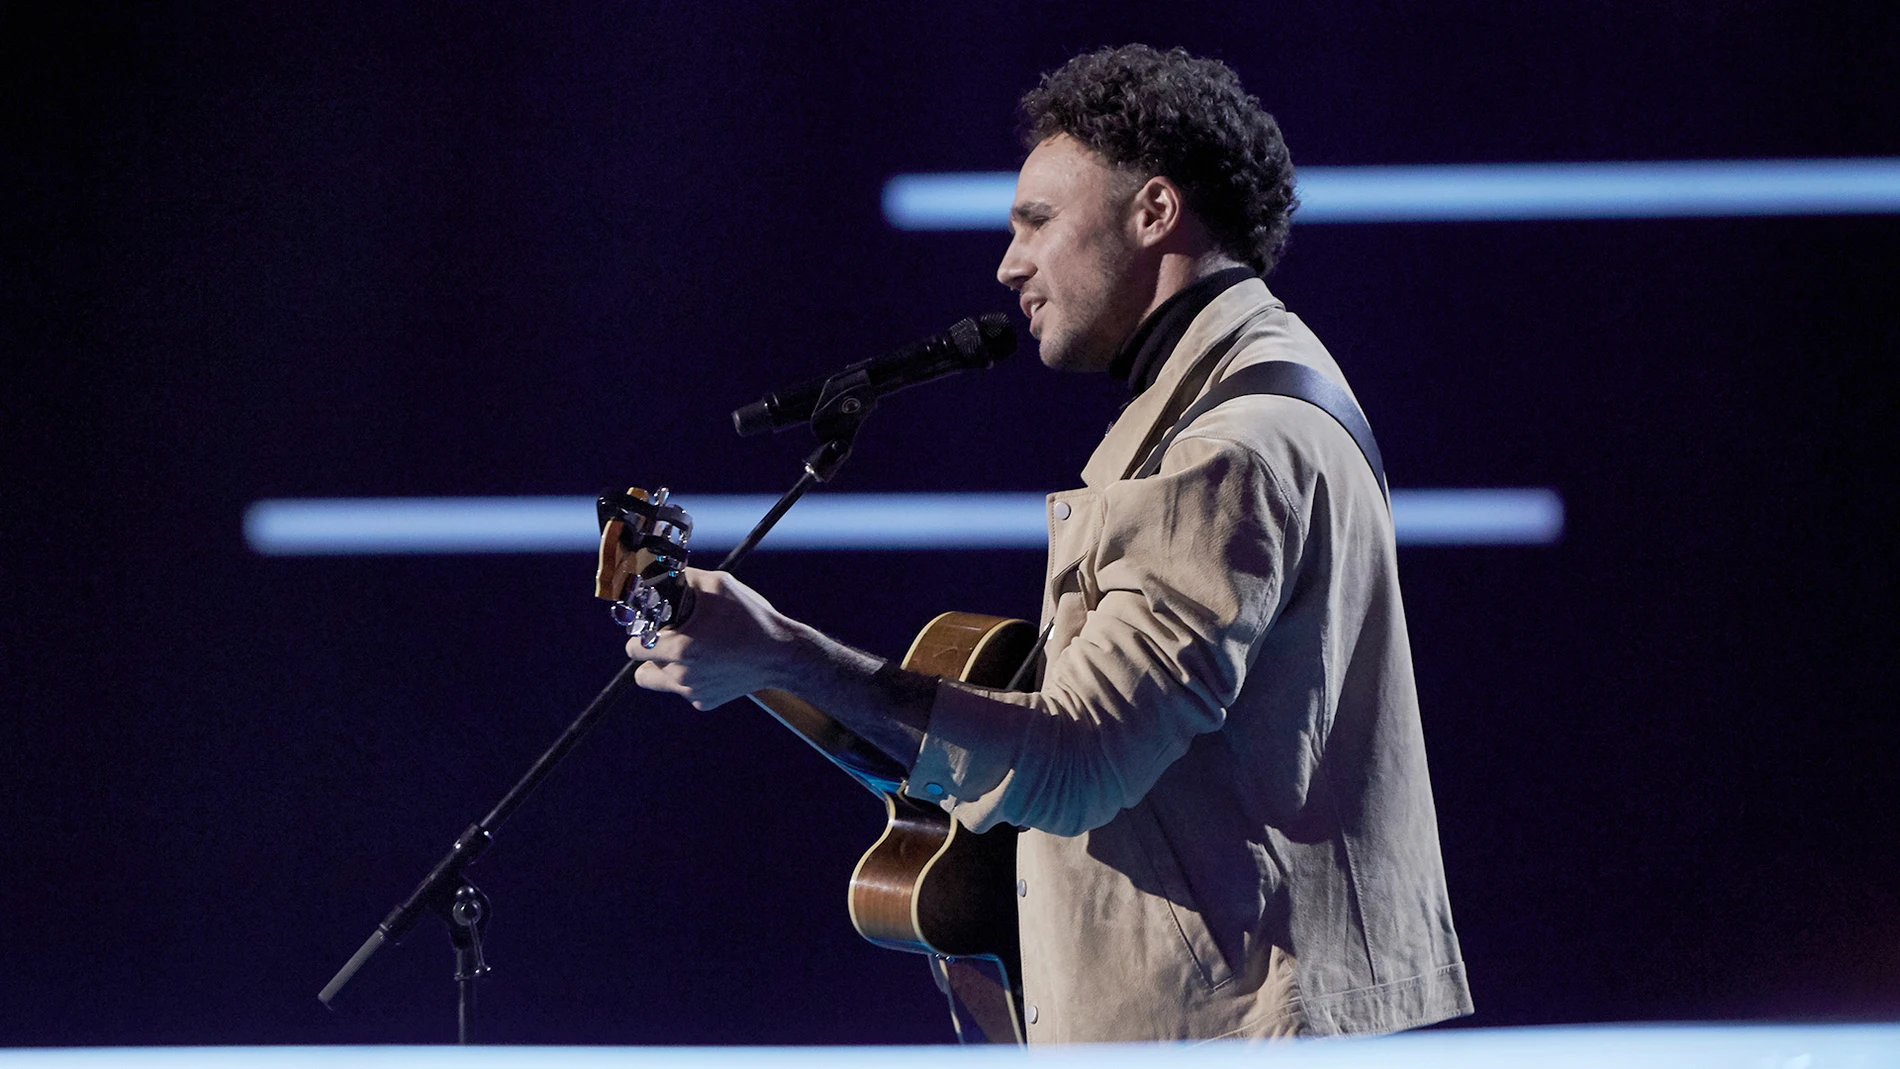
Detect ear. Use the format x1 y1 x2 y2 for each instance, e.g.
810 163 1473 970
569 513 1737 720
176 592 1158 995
1128 175 1187 249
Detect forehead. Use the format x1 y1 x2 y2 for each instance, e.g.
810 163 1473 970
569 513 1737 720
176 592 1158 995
1013 134 1121 208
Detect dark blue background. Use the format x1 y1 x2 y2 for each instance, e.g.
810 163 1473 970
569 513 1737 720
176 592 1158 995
6 0 1896 1046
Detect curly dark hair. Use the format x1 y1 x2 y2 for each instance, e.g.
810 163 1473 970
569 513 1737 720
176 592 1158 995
1021 45 1298 275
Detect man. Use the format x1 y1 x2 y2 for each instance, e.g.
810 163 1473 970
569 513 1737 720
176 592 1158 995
628 45 1471 1041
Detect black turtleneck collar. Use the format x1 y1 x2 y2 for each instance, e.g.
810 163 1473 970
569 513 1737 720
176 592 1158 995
1109 267 1257 396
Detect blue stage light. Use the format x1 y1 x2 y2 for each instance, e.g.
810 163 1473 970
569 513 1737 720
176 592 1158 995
883 158 1900 228
1391 488 1564 545
243 489 1564 556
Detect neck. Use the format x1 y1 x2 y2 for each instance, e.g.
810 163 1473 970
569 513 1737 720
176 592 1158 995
1135 250 1246 324
1105 260 1259 393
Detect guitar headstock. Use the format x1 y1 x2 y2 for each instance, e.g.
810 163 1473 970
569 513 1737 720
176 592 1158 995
595 486 693 648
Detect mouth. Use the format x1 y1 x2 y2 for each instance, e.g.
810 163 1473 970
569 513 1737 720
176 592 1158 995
1020 295 1046 333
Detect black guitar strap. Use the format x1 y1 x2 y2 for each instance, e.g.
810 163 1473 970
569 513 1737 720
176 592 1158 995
1131 360 1389 503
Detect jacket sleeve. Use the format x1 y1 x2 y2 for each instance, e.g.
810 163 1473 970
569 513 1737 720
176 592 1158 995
904 432 1306 835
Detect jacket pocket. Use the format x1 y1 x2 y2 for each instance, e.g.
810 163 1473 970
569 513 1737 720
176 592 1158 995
1127 800 1235 990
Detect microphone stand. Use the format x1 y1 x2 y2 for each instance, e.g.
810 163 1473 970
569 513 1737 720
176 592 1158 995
317 367 883 1041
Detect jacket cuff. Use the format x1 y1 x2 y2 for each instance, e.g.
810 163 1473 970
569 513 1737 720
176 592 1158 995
902 679 1036 829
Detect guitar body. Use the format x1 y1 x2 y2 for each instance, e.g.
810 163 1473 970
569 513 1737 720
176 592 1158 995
849 792 1018 958
849 612 1033 957
750 611 1037 1045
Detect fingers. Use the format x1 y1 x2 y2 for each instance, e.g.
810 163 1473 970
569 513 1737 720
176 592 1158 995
681 567 775 615
635 659 695 699
619 565 787 710
625 629 689 661
633 659 677 693
621 569 736 661
682 566 733 596
633 658 739 710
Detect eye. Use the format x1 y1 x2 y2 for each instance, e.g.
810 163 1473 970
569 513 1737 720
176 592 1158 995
1010 209 1052 238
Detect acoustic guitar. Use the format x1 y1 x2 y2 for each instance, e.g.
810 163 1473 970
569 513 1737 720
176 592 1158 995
595 487 1032 1044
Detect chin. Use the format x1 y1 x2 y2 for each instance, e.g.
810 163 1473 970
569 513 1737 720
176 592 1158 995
1032 326 1075 371
1036 341 1083 372
1037 333 1113 373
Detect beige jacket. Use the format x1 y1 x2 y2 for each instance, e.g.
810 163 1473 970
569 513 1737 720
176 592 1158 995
906 279 1471 1041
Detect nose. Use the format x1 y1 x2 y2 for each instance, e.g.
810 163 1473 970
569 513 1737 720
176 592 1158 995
997 232 1032 291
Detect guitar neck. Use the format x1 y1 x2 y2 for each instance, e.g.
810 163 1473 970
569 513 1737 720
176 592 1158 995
743 612 1039 799
746 689 909 796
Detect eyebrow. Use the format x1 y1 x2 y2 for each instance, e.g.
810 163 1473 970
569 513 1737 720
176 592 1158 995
1010 200 1054 223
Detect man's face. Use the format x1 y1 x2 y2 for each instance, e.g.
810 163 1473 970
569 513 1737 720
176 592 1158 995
997 135 1148 372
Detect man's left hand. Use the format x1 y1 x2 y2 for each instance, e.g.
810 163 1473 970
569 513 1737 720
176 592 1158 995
625 568 803 709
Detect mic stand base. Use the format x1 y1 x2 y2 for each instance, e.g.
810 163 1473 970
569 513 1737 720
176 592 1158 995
318 661 646 1032
447 883 491 1044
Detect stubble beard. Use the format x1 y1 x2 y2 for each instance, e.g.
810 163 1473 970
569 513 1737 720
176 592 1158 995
1036 240 1141 374
1037 312 1112 372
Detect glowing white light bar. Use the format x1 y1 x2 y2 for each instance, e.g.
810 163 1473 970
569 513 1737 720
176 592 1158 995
1391 487 1563 545
882 158 1900 228
3 1024 1899 1068
243 489 1562 555
884 172 1019 230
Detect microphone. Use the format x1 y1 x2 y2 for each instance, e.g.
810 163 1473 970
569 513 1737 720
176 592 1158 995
731 314 1016 436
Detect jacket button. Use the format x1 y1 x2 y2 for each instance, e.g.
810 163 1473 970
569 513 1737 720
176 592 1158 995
1026 1005 1039 1025
924 783 945 796
1016 878 1027 897
1052 501 1071 520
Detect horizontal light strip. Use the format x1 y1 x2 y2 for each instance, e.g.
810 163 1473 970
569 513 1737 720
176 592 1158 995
4 1025 1900 1068
882 158 1900 228
1394 487 1563 545
242 489 1561 555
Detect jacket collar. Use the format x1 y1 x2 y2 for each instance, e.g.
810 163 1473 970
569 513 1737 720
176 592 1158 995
1081 277 1282 488
1109 267 1258 396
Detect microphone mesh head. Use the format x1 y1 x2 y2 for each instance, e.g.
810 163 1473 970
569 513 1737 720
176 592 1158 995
947 317 983 362
976 313 1017 360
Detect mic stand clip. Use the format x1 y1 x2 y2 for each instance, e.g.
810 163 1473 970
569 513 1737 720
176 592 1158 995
719 370 878 572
